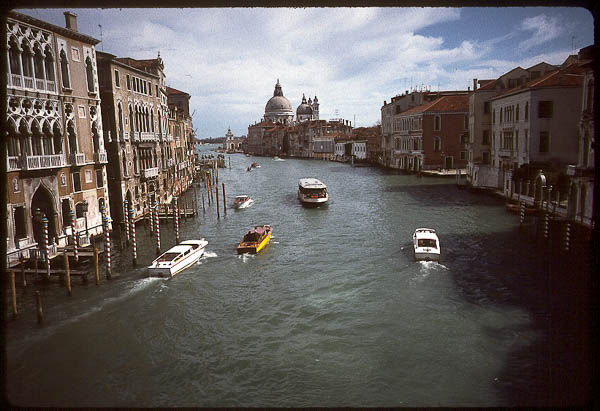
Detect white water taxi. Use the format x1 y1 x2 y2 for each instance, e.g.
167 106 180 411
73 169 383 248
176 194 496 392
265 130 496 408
234 195 254 209
237 225 272 254
147 239 208 277
413 228 440 262
298 178 329 206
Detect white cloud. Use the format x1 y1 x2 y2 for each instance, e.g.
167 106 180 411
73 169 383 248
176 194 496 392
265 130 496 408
518 14 564 52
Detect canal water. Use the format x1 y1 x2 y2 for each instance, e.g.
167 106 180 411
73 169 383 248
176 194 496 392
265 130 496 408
5 145 592 407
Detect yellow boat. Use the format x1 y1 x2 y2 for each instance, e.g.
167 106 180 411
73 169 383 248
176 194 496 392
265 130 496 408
237 225 273 254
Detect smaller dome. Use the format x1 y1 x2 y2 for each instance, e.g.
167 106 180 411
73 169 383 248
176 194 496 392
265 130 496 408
296 93 313 116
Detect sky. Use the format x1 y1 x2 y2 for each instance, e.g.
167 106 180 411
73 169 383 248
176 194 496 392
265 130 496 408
17 7 595 139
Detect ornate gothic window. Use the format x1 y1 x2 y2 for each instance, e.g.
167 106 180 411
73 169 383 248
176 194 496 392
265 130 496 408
85 56 95 93
60 49 70 89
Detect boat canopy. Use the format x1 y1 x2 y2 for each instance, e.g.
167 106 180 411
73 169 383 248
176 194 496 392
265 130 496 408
298 178 326 189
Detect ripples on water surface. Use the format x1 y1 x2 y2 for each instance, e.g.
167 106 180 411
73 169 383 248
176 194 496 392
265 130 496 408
5 147 591 407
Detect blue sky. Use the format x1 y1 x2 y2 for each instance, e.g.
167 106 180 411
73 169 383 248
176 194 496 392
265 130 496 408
18 7 594 139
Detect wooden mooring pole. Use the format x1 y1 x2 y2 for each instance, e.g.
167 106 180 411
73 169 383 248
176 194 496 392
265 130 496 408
10 271 18 320
20 256 27 288
94 245 100 285
216 185 220 219
64 250 72 297
222 182 227 215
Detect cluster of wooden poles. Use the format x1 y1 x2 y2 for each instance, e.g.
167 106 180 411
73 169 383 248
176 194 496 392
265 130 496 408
7 165 232 324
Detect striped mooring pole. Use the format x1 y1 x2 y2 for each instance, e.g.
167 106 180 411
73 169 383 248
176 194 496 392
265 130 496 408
42 215 51 280
519 201 525 226
563 221 571 252
154 201 161 255
70 207 79 262
124 199 130 244
543 212 550 240
130 205 137 266
174 197 180 244
103 215 112 278
148 195 154 236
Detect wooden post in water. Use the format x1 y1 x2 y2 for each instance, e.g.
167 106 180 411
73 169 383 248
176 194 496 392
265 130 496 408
33 252 38 281
546 185 553 213
94 245 100 285
35 291 43 324
20 256 27 288
216 185 220 219
64 250 72 297
222 182 227 215
10 271 17 320
71 208 79 262
202 192 206 214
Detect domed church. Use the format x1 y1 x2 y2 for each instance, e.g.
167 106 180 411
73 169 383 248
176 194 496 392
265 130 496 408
296 93 319 122
264 79 294 124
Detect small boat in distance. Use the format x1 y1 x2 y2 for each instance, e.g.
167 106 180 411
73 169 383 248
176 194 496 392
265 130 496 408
298 178 329 206
147 239 208 277
234 195 254 209
413 228 440 262
237 225 273 254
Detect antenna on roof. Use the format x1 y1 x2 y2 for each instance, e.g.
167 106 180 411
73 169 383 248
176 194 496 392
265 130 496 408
98 25 103 51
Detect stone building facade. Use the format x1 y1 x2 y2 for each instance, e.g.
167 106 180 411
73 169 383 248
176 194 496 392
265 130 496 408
97 51 169 225
6 11 109 266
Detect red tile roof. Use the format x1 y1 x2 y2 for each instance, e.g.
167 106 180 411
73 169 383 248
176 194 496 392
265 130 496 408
166 86 190 96
402 95 469 114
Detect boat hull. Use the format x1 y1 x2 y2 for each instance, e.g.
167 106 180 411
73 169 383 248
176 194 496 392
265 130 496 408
147 241 207 278
414 250 440 262
298 192 329 206
237 231 272 254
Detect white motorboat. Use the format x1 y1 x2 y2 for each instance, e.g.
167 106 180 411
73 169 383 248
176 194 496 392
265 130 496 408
147 239 208 277
298 178 329 206
234 195 254 209
413 228 440 261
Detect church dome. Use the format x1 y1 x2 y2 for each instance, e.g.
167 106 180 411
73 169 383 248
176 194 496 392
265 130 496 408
265 79 293 116
296 93 313 116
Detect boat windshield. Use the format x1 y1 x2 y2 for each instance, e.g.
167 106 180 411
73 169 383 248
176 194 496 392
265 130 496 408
156 252 181 262
418 239 437 248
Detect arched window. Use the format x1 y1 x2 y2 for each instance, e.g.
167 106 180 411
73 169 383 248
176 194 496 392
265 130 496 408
75 202 85 218
129 105 135 133
85 56 94 93
151 109 155 133
67 121 77 154
158 111 162 135
135 106 140 132
92 122 100 152
525 102 529 120
21 45 33 78
31 121 43 155
122 149 128 177
7 120 20 157
117 103 124 137
33 46 45 80
145 108 150 132
53 123 63 154
44 47 55 82
60 49 70 89
133 148 139 174
9 39 21 75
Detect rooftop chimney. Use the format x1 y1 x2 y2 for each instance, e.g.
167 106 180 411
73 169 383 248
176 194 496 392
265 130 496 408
64 11 78 32
473 78 478 91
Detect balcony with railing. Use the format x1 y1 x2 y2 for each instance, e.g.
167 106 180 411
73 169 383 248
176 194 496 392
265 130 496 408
69 152 86 166
498 148 516 158
8 72 57 93
24 153 66 170
94 150 108 164
143 167 159 179
133 132 140 142
7 156 21 171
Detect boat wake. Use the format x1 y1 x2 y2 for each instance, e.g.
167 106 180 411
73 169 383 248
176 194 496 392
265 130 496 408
417 260 448 271
201 251 218 259
273 158 285 161
238 253 256 263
